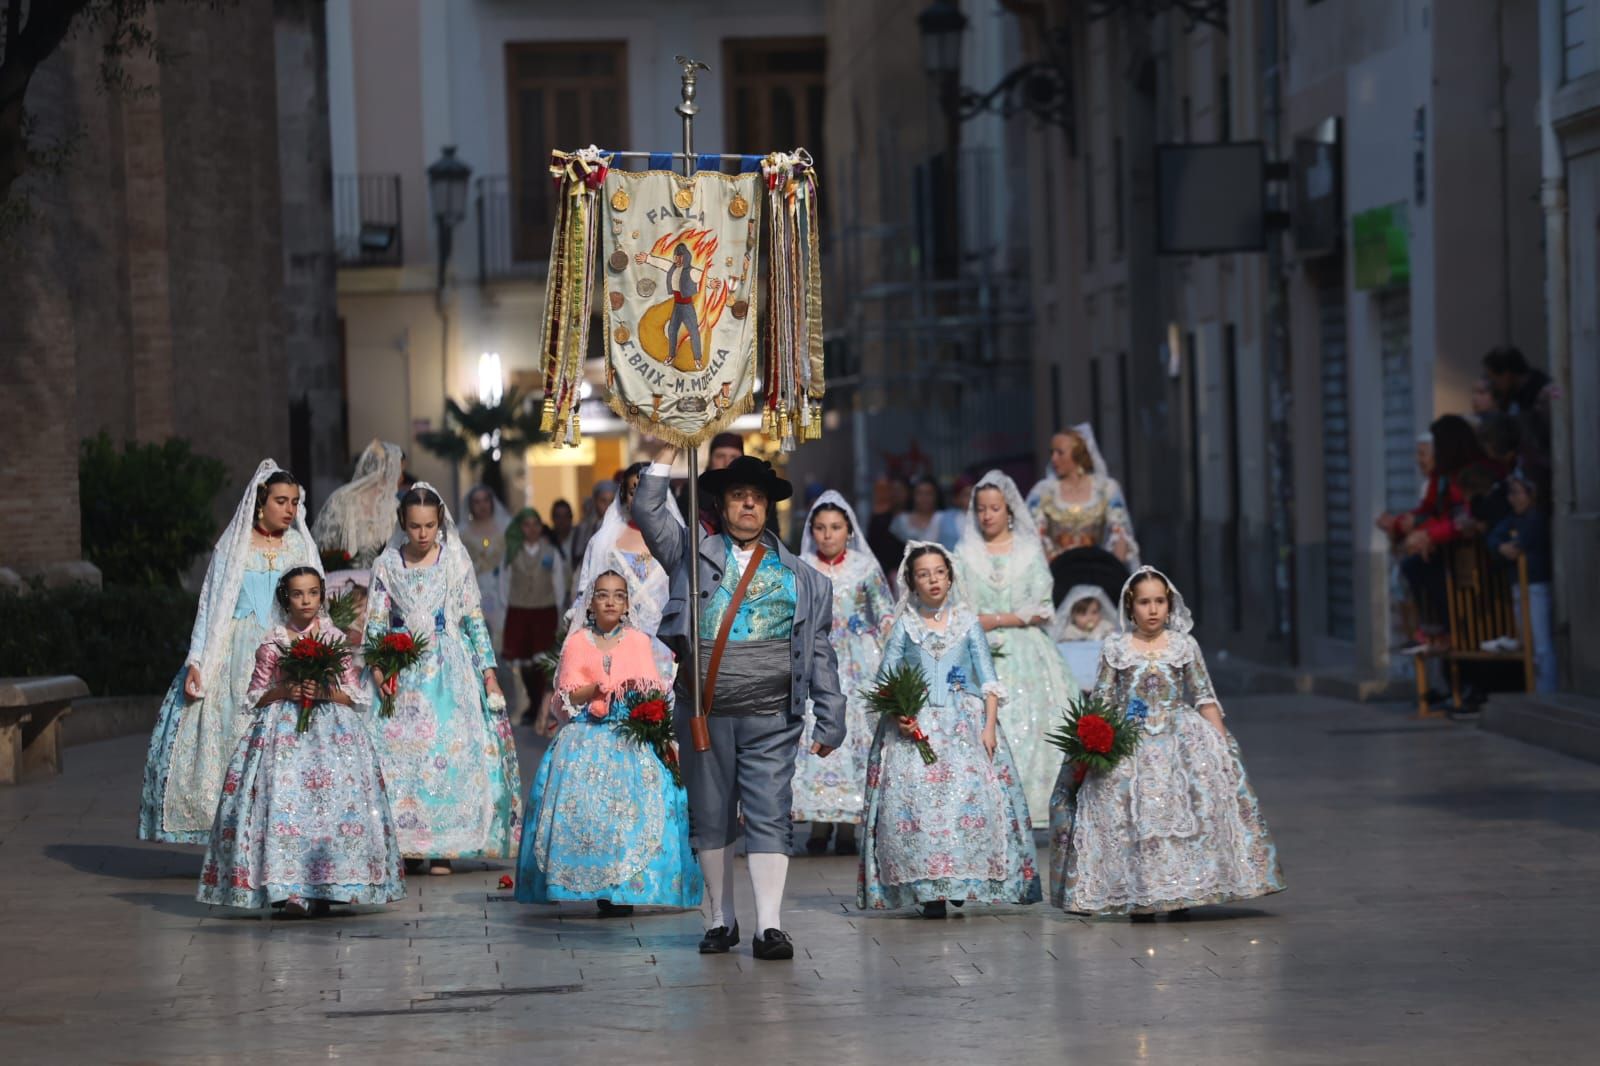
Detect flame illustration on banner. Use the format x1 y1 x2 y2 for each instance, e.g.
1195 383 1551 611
634 227 732 372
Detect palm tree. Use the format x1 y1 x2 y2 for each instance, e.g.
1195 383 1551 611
416 387 548 502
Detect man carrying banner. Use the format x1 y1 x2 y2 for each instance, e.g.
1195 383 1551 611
634 448 845 960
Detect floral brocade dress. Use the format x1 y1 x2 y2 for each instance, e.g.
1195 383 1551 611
364 545 522 859
514 628 700 907
792 551 894 824
140 531 317 844
1049 632 1285 916
957 548 1080 827
857 612 1041 910
198 618 405 909
1030 477 1139 562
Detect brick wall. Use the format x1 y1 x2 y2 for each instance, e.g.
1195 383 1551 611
0 4 333 572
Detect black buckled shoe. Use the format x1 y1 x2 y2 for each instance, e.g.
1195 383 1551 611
698 922 740 954
752 928 794 961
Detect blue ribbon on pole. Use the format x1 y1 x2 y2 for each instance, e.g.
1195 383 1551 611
648 152 673 171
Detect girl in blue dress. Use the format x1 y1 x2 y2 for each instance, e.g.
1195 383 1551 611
857 542 1042 917
515 571 701 914
363 485 521 875
140 461 321 843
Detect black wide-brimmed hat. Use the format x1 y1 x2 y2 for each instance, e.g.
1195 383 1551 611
698 455 793 503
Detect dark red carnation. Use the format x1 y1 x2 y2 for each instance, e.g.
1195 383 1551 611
382 633 416 654
1076 714 1115 755
632 699 668 725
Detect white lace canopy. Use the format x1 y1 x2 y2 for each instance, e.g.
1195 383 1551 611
310 439 403 559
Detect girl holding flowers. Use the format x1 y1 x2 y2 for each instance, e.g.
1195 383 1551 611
363 485 521 875
857 543 1041 918
514 571 701 915
197 567 404 916
1050 566 1285 919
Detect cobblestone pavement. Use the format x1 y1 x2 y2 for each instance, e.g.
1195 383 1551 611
3 694 1599 1064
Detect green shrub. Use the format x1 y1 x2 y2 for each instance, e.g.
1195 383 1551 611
80 433 230 586
0 583 198 696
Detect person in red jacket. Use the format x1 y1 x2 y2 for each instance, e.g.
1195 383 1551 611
1395 415 1495 652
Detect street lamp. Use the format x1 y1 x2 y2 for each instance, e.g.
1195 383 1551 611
917 0 967 86
427 145 473 298
916 1 1076 150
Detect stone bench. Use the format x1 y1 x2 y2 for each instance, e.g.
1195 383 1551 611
0 676 86 784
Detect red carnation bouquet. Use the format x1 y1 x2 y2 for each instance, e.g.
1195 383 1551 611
611 682 681 787
1045 691 1144 784
867 663 937 765
274 630 353 733
363 629 431 717
320 547 355 573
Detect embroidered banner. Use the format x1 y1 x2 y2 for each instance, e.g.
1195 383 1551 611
599 168 763 447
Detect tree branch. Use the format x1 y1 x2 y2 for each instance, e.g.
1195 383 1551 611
0 0 97 202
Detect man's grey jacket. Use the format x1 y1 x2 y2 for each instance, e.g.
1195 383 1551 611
633 469 847 750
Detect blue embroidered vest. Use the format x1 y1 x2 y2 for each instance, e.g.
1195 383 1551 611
699 536 797 642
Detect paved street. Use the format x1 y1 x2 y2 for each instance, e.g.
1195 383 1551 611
3 694 1599 1065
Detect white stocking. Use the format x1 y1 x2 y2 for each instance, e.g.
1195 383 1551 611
697 846 738 930
747 852 789 934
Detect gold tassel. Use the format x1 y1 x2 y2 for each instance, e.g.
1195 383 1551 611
539 397 555 433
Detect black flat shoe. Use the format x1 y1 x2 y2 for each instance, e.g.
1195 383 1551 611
919 901 947 919
834 838 858 857
596 899 634 919
948 899 964 909
752 928 794 960
1168 908 1190 921
1129 913 1156 923
698 923 740 954
404 858 426 876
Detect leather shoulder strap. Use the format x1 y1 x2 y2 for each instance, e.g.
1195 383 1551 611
701 542 767 716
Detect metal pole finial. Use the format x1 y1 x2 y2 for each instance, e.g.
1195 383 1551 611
675 56 709 119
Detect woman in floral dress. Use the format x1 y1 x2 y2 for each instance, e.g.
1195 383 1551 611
140 461 322 844
198 567 404 916
363 484 521 875
857 543 1041 918
792 491 895 856
1027 424 1140 626
1050 566 1285 918
514 571 701 914
955 471 1079 826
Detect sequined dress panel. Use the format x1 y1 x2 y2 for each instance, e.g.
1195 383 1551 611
1048 633 1285 915
364 546 522 858
139 530 317 843
957 546 1079 826
514 628 701 906
857 612 1041 909
198 618 405 908
792 550 894 824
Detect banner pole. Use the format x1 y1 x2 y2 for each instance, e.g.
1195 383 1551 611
676 56 709 748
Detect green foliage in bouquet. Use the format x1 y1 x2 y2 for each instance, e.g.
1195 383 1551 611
866 662 937 765
1045 691 1144 775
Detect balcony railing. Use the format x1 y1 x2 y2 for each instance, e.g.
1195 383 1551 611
333 174 403 268
476 174 546 285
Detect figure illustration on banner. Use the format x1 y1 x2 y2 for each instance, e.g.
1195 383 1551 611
633 234 728 372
